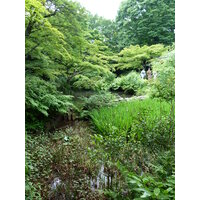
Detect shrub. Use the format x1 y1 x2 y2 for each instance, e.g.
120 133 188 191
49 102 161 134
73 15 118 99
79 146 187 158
81 91 117 110
150 50 175 101
79 91 117 118
111 71 147 94
25 75 75 131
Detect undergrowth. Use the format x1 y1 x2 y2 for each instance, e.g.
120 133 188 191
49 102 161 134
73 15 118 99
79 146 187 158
90 99 175 199
25 122 105 200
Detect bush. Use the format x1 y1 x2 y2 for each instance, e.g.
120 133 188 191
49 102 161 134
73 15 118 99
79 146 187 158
111 71 147 94
150 50 175 101
25 75 75 131
81 91 117 110
80 91 117 118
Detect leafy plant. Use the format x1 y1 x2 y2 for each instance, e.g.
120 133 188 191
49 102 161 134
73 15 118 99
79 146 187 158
104 162 175 200
130 102 175 152
25 75 75 131
25 181 42 200
111 71 147 94
150 50 175 101
81 91 117 110
114 44 167 72
25 0 175 199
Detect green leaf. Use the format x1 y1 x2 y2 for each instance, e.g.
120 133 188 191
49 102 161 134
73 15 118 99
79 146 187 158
154 188 160 196
141 191 152 198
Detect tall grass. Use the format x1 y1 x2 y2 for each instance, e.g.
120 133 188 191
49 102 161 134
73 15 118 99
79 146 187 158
90 99 172 138
90 99 175 199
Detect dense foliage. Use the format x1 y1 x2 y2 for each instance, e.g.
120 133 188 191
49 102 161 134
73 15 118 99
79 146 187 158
25 123 105 199
90 99 174 149
25 0 116 131
25 0 175 199
150 50 175 101
90 99 175 199
88 14 119 52
116 0 175 49
115 44 166 72
111 71 147 94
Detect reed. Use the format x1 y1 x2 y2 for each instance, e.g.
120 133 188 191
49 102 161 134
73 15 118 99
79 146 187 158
90 99 171 139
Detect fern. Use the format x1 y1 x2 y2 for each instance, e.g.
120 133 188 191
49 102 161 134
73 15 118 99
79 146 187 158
111 71 147 94
25 75 75 131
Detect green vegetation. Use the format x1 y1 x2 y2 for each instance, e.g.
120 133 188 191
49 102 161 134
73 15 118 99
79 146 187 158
111 71 147 94
116 0 175 49
150 50 175 101
90 99 174 199
25 122 105 199
25 0 175 199
115 44 166 72
90 99 172 140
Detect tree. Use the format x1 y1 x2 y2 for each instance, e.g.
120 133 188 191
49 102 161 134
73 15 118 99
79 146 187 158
88 14 119 52
25 0 116 130
25 0 72 79
116 0 175 49
25 0 78 131
114 44 166 74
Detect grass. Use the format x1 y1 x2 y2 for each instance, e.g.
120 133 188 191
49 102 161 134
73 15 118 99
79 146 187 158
90 98 175 199
90 98 172 138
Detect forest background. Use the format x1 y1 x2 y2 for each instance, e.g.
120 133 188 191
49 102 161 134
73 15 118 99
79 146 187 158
0 0 200 200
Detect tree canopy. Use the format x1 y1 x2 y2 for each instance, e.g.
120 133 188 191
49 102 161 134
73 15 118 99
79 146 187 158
116 0 175 49
25 0 175 131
